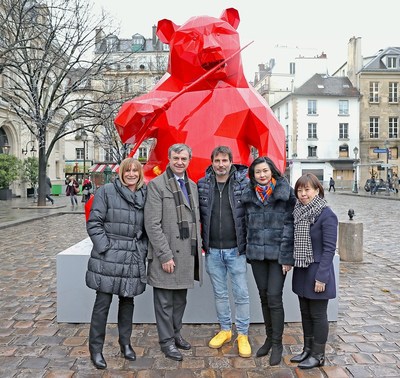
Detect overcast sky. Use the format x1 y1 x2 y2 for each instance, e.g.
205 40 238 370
92 0 400 80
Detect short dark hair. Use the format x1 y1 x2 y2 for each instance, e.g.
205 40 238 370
211 146 233 162
168 143 192 159
248 156 282 187
294 173 324 199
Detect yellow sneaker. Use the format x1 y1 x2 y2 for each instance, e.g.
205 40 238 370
237 334 252 358
208 329 232 349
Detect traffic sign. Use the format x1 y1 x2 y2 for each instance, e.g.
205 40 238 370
373 148 388 153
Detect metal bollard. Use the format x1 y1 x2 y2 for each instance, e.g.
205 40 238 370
338 216 363 262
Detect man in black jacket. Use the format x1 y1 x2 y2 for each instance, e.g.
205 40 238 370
198 146 251 358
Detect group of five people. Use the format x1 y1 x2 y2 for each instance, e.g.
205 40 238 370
85 143 338 371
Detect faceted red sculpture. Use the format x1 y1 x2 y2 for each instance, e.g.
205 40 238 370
114 8 286 182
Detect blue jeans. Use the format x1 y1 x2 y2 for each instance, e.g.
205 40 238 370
205 248 250 335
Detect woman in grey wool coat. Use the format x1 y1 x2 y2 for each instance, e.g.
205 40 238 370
85 158 147 370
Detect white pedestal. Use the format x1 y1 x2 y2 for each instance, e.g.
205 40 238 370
57 238 339 323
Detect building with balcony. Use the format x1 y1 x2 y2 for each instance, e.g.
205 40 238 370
333 38 400 186
63 27 169 181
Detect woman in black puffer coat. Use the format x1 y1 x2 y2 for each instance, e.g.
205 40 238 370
242 156 296 366
86 158 147 370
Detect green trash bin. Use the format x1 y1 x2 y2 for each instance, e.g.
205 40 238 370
52 184 62 195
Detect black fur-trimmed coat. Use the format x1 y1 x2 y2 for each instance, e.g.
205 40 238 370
242 177 296 265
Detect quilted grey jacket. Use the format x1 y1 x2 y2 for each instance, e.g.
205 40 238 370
85 177 147 297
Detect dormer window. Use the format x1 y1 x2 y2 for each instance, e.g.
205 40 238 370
387 56 397 69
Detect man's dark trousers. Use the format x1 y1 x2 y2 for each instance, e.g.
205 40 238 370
153 287 187 346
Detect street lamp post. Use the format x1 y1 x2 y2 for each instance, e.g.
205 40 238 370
22 140 37 155
352 146 359 193
22 141 38 201
104 165 112 184
81 130 88 180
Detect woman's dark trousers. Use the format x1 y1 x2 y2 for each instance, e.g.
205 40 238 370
89 291 134 353
251 260 286 362
297 297 329 368
298 297 329 344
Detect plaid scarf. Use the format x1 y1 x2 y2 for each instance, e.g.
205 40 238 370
293 195 327 268
166 167 197 256
255 178 276 204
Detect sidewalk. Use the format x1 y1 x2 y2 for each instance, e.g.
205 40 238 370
0 192 399 377
0 195 84 229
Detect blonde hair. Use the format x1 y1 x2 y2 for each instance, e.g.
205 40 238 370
118 158 144 189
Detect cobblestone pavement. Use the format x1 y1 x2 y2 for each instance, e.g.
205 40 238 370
0 192 399 377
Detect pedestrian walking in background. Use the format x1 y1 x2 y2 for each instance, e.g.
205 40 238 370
82 177 93 203
144 143 202 362
242 156 296 365
393 173 399 193
66 175 79 207
328 177 335 192
291 173 338 369
198 146 251 358
369 176 377 195
85 158 148 369
45 175 54 205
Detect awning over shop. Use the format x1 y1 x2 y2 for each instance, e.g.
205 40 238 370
89 163 119 173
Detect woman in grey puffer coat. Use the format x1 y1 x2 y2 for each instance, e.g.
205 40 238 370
86 158 147 370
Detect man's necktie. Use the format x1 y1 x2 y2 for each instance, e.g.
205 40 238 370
178 178 190 203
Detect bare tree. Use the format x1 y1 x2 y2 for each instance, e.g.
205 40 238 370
0 0 129 205
0 0 45 68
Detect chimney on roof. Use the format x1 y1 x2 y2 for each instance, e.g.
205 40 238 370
95 28 105 52
347 36 362 88
152 25 157 48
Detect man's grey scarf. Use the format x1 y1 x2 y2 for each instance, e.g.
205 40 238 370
293 195 327 268
166 167 197 256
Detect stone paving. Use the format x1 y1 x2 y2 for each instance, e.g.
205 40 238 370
0 192 399 377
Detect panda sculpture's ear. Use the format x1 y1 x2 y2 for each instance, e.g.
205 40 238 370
157 19 178 44
220 8 240 30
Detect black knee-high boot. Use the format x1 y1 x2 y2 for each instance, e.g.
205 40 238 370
290 336 313 363
256 303 273 357
298 342 325 369
268 294 284 366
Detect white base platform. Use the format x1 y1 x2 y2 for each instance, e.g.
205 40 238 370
57 238 339 323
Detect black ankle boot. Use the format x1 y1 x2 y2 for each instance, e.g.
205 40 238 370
269 343 283 366
290 336 313 363
120 344 136 361
256 337 272 357
90 352 107 369
298 342 325 369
